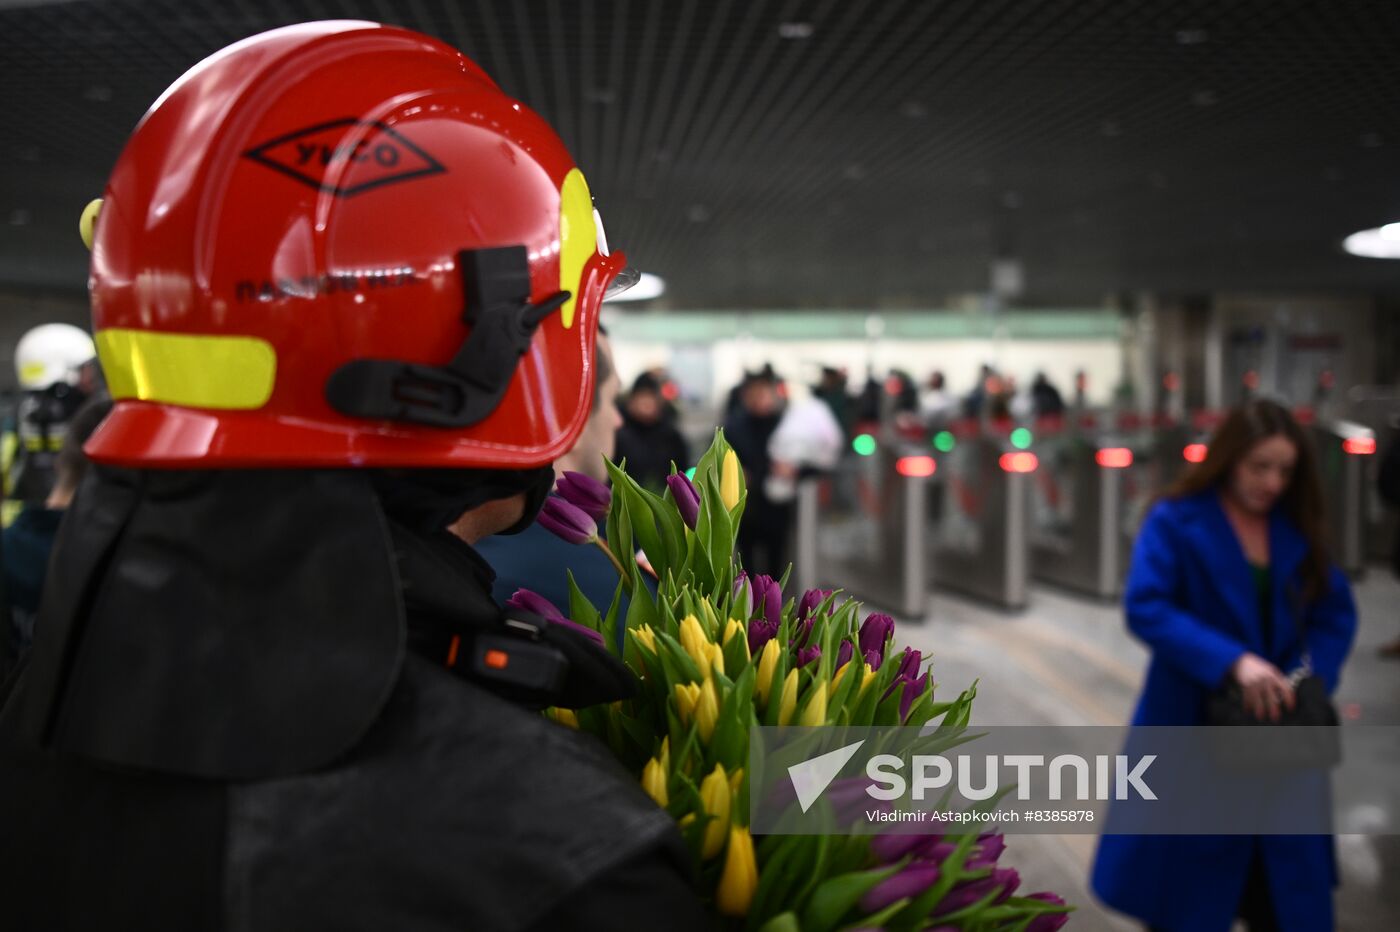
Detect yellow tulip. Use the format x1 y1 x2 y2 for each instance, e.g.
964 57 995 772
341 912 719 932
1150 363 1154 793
675 682 701 723
699 764 732 859
799 682 828 726
641 757 668 807
777 668 800 726
659 736 671 773
728 768 745 799
859 662 877 692
708 643 726 678
832 659 853 691
722 617 744 647
546 707 579 729
720 449 741 510
696 677 720 742
716 826 758 916
755 640 780 706
631 624 657 654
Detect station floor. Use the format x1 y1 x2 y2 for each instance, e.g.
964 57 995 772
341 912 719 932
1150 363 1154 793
883 566 1400 931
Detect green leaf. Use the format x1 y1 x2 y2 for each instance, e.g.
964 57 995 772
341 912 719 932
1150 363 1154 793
801 862 904 932
565 570 603 633
755 912 801 932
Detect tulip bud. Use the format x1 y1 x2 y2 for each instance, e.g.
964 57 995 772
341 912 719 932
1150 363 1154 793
720 449 742 510
699 764 732 859
537 495 598 545
860 864 941 914
1025 892 1070 932
696 677 720 742
666 472 701 529
835 639 854 671
751 574 783 628
778 669 800 726
659 736 671 773
795 645 822 669
506 588 604 645
641 757 668 807
799 682 828 726
675 682 701 723
546 707 579 729
630 624 658 654
679 614 710 674
859 663 877 692
716 826 757 916
755 639 781 706
859 612 895 668
556 470 612 523
728 767 745 798
708 642 726 679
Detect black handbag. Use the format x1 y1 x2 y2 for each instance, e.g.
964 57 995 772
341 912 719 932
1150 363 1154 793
1205 585 1341 769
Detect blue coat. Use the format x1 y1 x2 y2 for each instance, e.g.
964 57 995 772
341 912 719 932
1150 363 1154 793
1091 490 1357 931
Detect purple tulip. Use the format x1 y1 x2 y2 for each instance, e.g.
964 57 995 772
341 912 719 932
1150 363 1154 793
835 640 854 670
537 495 598 545
504 588 604 645
899 670 930 722
795 645 822 668
966 833 1006 869
864 649 882 669
883 648 923 701
797 588 833 621
555 471 611 523
665 473 701 529
1025 892 1070 931
859 864 941 914
870 831 935 863
732 572 753 617
932 869 1019 917
859 613 895 667
751 574 783 627
748 618 779 655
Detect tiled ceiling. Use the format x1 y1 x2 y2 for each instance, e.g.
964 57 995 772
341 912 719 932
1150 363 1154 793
2 0 1399 307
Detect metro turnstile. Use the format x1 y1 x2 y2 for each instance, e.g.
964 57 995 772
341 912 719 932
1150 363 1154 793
1029 430 1134 599
926 433 1030 609
1311 420 1377 576
794 442 930 617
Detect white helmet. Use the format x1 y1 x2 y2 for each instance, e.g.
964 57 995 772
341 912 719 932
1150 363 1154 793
14 323 96 391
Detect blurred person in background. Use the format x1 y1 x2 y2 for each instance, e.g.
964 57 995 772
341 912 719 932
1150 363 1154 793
3 395 111 673
963 363 996 419
2 323 98 526
725 368 793 577
614 371 689 492
1093 398 1357 931
478 331 638 615
0 24 707 930
919 370 958 431
813 365 853 438
1030 371 1066 418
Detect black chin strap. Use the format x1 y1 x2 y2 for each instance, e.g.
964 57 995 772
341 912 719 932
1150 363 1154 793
325 246 570 428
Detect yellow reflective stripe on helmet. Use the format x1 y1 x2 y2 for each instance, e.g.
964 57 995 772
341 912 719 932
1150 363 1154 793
557 168 595 330
96 329 276 409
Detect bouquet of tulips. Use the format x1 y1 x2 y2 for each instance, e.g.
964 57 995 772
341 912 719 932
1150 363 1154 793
516 431 1071 931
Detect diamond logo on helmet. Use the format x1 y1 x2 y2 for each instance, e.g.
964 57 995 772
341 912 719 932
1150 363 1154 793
243 118 446 197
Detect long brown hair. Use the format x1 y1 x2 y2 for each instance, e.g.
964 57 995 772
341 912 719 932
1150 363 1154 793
1163 399 1330 602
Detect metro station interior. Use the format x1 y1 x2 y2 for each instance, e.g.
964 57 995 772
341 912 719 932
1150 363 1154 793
1 2 1398 930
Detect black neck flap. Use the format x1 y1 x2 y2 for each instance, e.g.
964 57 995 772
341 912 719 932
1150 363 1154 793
0 467 404 781
325 246 570 428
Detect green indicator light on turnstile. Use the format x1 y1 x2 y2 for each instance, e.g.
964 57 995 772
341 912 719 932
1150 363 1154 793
1011 428 1033 449
933 431 955 453
852 433 877 456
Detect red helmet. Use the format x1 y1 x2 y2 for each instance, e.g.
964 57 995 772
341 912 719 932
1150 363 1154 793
85 21 628 469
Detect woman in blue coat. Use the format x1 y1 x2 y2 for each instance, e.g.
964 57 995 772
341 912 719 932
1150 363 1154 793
1092 399 1358 931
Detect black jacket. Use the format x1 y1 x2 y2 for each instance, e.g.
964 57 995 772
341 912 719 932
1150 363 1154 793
0 467 710 931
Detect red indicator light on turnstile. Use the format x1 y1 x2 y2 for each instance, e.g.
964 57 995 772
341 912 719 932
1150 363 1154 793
1095 447 1134 468
1183 443 1207 463
1342 437 1376 455
896 455 936 477
998 452 1038 473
